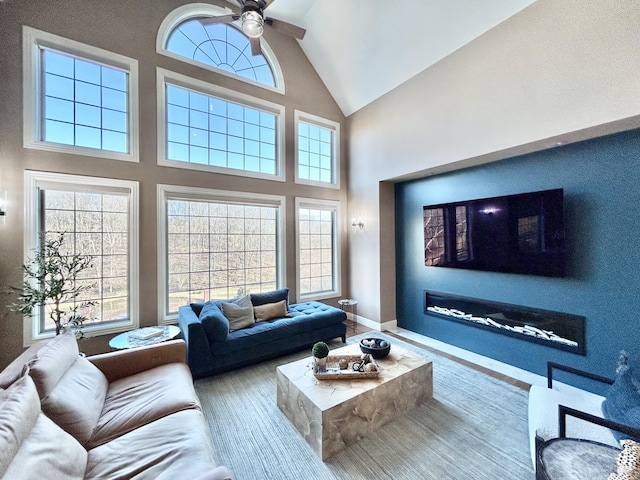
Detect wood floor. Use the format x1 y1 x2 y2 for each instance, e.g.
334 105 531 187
344 319 371 338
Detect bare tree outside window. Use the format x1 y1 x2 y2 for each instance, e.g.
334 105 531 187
166 198 278 313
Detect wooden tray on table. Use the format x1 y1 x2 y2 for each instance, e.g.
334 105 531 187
313 353 380 380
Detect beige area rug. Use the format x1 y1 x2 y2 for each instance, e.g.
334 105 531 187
194 333 535 480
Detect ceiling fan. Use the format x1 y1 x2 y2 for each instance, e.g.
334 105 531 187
199 0 306 56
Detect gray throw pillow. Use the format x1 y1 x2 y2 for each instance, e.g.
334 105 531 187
221 295 255 332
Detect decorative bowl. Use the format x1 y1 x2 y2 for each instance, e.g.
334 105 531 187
359 337 391 359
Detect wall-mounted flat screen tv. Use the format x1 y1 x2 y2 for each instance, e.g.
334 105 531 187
423 188 565 277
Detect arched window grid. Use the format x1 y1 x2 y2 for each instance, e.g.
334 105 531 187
157 3 284 94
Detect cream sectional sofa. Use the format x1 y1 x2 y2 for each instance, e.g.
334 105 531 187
0 328 231 480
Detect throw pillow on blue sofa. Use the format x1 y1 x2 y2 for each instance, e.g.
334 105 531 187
221 295 255 331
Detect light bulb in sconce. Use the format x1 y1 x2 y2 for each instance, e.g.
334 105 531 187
351 215 364 229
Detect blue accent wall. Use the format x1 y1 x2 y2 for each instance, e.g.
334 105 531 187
395 129 640 392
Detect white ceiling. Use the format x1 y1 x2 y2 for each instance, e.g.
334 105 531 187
229 0 537 117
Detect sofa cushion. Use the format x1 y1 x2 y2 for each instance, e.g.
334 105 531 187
199 301 229 343
0 374 87 480
0 374 40 477
27 328 109 446
603 370 640 441
212 301 346 354
254 299 288 322
86 409 222 480
250 287 289 307
0 340 47 389
87 362 200 449
40 357 109 446
27 328 80 399
222 295 255 331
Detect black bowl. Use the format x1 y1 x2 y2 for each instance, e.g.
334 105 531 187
359 337 391 359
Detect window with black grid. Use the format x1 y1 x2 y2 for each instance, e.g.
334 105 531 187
42 48 129 152
165 83 277 175
297 121 334 184
165 20 276 88
165 198 279 314
42 189 130 332
298 206 336 296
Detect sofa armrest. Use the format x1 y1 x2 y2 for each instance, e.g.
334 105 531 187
178 305 215 379
547 362 614 389
88 340 186 383
559 404 640 440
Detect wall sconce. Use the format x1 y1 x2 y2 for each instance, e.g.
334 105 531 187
0 191 6 224
351 215 364 229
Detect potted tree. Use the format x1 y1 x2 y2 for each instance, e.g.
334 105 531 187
8 232 96 338
311 341 330 370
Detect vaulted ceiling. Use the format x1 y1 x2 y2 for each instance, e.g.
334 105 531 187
227 0 537 116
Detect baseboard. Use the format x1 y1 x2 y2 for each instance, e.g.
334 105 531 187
346 312 396 332
388 327 545 390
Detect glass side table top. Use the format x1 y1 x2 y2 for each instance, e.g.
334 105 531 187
109 325 181 350
338 299 358 306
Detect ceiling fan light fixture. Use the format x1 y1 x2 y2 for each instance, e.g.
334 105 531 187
241 10 264 38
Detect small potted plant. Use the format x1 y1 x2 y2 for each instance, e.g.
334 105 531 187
312 341 330 370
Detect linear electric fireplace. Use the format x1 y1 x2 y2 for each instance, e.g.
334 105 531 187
424 291 586 355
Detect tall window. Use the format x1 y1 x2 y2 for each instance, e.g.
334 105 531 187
295 111 340 187
158 185 285 319
157 4 283 92
25 171 139 341
296 198 341 301
158 69 284 179
23 26 139 162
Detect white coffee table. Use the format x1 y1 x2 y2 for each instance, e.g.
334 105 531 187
276 343 433 460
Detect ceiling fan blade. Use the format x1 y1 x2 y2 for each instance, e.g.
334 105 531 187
199 14 238 26
265 17 306 40
261 0 276 9
249 36 262 56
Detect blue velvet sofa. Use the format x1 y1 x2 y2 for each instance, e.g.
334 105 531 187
178 288 347 379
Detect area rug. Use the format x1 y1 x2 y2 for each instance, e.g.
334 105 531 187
194 333 534 480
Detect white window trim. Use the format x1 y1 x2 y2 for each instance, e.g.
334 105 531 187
295 197 342 302
22 26 140 162
23 171 140 346
157 183 287 323
157 68 286 181
156 3 285 95
294 110 341 189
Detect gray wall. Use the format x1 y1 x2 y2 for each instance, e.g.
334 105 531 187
0 0 347 367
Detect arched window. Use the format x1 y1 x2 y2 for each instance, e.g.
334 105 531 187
157 4 283 92
168 20 275 87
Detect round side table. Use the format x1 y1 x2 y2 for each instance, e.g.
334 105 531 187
338 299 358 333
109 325 181 350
